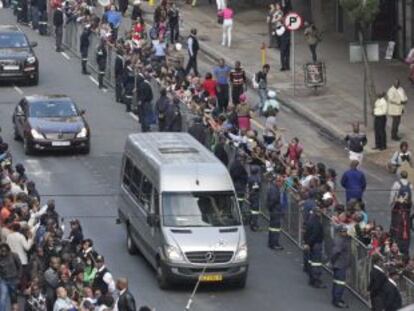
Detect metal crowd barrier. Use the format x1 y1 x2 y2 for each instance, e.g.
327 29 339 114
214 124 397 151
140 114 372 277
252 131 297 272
57 18 414 308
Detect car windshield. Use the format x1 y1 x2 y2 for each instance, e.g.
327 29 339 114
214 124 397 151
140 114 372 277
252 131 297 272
163 192 241 227
29 100 78 118
0 33 29 48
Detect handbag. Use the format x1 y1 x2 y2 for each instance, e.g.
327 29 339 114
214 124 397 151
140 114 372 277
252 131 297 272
217 11 223 25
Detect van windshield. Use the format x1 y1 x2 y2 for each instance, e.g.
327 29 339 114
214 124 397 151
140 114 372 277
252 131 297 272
162 192 241 227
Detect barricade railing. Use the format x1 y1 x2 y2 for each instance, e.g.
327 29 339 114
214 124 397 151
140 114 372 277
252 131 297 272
57 17 414 308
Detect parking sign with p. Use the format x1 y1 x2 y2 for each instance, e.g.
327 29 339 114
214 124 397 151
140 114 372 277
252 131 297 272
284 12 303 31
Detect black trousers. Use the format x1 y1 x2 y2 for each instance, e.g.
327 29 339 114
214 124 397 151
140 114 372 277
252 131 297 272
169 21 179 43
115 76 123 102
391 115 401 139
232 84 243 105
280 42 290 70
80 48 89 73
185 55 198 76
217 83 229 112
309 44 317 62
374 115 387 149
97 64 106 88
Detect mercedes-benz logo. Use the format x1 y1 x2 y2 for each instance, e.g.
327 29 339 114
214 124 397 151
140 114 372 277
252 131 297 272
205 251 215 263
58 132 63 139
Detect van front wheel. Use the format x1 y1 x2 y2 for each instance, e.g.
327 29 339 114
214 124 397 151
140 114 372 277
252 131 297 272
126 226 139 255
156 261 170 290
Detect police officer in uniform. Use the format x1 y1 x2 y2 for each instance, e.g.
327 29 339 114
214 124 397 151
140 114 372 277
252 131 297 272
114 46 124 103
96 38 107 89
331 225 352 308
80 24 92 75
303 206 325 288
368 254 387 311
247 165 261 231
122 61 135 112
266 176 283 250
136 73 153 132
92 255 115 296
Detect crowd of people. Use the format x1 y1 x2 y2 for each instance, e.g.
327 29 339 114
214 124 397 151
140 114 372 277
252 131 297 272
48 0 413 308
0 134 151 310
3 0 414 308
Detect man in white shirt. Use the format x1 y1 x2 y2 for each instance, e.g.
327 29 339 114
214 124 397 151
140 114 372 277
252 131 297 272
387 79 408 141
373 92 388 150
6 223 34 266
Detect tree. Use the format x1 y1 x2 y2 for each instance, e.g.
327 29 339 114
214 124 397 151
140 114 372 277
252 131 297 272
340 0 380 113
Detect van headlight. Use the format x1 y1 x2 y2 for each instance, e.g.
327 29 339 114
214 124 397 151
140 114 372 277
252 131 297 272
76 127 88 138
26 56 36 64
164 244 185 263
234 244 248 262
31 128 44 140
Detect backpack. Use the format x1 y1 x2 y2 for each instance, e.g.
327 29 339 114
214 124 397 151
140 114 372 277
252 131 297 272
397 181 412 204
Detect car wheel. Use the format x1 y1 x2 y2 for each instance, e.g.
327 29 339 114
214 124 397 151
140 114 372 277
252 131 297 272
156 260 170 290
28 73 39 86
23 137 34 155
80 144 90 155
13 126 21 141
126 226 139 255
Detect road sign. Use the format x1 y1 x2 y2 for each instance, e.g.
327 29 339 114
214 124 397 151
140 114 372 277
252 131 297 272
284 12 303 31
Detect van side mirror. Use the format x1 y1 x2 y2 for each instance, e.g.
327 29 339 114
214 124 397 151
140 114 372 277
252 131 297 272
147 214 159 227
30 41 38 48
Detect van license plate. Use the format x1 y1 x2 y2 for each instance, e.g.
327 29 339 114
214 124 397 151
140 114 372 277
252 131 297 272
52 141 70 146
199 274 223 282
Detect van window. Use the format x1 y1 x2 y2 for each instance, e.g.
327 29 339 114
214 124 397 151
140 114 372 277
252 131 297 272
163 192 241 227
140 177 153 211
122 157 133 187
129 167 142 202
153 189 159 215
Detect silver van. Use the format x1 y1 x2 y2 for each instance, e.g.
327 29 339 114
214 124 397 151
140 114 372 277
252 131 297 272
118 133 248 289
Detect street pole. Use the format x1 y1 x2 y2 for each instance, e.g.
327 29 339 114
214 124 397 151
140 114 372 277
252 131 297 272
363 68 367 127
292 30 295 96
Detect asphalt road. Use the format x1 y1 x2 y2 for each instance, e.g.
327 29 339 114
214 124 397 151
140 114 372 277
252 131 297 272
0 8 400 310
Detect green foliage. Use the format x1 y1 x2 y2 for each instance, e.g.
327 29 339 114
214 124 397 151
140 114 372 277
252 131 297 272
340 0 380 27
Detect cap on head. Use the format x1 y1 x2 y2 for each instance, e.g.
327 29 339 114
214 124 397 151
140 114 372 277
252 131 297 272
267 90 276 98
96 255 105 263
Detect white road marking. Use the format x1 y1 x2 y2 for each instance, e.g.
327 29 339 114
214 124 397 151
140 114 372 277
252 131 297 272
129 112 138 121
13 85 23 95
102 88 108 93
89 76 99 86
60 52 70 60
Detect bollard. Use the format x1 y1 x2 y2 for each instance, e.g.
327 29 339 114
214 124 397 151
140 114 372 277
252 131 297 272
261 42 266 66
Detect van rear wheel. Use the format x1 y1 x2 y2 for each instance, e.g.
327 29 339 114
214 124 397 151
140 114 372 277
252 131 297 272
156 261 170 290
126 226 139 255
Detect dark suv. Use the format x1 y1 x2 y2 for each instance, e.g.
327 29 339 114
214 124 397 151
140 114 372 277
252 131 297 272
0 25 39 85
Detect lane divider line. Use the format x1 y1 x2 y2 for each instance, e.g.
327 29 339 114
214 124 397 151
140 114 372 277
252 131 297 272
129 112 138 121
61 52 70 60
13 85 24 95
89 76 99 86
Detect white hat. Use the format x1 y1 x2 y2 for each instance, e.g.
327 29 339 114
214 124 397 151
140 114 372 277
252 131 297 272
267 90 276 98
322 192 333 201
175 43 182 51
133 0 141 4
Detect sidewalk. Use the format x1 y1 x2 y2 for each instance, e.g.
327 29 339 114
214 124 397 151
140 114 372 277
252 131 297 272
160 0 414 167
